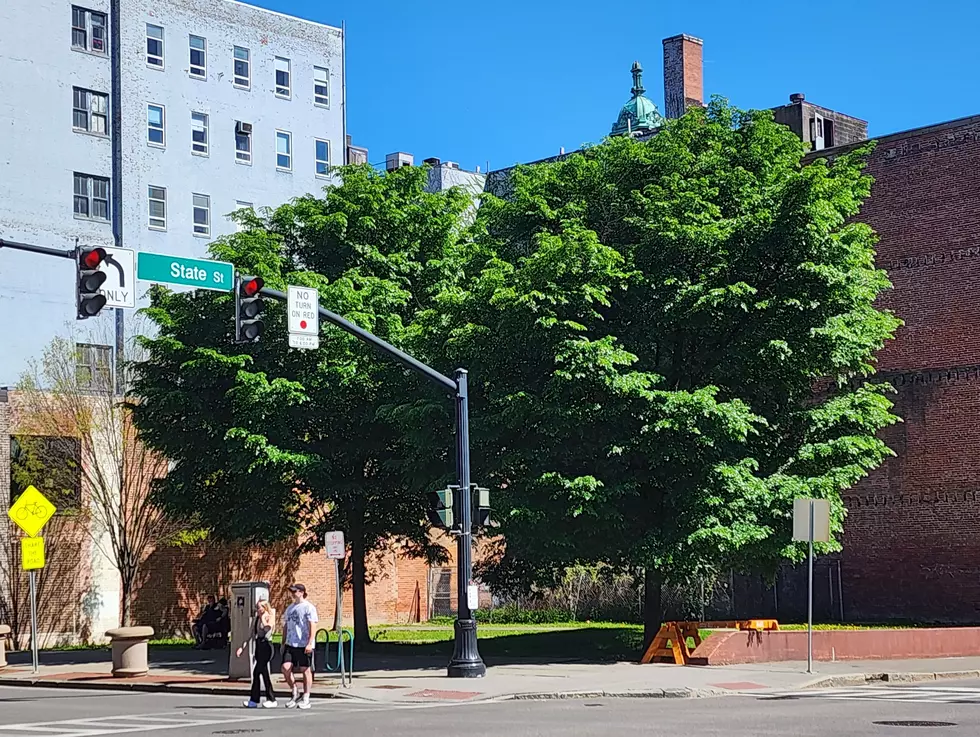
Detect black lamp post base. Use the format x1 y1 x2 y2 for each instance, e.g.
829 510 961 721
447 618 486 678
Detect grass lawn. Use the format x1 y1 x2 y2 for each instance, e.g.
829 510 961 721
367 622 646 661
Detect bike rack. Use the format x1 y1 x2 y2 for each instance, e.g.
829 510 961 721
314 627 353 687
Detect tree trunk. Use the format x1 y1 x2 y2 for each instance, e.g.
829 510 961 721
120 569 135 627
642 567 664 651
350 538 371 643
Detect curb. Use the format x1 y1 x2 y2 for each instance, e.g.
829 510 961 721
803 670 980 689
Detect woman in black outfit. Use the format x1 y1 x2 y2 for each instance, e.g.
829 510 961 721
237 599 277 708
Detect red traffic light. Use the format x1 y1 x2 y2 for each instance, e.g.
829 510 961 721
81 247 107 270
241 277 264 297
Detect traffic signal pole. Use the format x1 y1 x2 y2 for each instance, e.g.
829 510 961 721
259 287 486 678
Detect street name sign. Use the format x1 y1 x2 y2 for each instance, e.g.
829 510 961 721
21 537 45 570
137 252 234 291
8 485 56 538
288 285 319 350
99 247 135 308
325 530 345 559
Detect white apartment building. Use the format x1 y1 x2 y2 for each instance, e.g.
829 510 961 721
0 0 346 387
0 0 345 638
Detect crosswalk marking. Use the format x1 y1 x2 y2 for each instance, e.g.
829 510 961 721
761 685 980 704
0 697 492 737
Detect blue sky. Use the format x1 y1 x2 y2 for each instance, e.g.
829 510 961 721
254 0 980 172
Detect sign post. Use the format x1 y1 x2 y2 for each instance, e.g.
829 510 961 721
287 285 320 350
793 498 831 674
8 485 57 674
324 531 349 687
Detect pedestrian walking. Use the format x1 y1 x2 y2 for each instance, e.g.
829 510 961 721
281 583 318 709
237 599 277 709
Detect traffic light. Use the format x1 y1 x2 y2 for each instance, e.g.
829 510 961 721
235 274 265 342
471 484 491 528
426 487 456 530
77 247 107 319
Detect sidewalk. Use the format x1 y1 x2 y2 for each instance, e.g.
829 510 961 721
4 648 980 703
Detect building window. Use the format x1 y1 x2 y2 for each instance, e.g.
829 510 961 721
71 7 106 54
147 104 165 146
235 121 252 163
146 24 164 67
313 66 329 107
11 435 83 509
191 112 208 155
192 193 210 236
72 88 108 135
315 139 330 177
276 130 291 170
235 201 253 232
274 57 290 98
148 185 166 230
189 34 206 78
73 173 110 221
233 46 250 88
75 343 112 391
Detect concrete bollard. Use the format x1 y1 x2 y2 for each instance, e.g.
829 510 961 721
105 626 154 677
0 624 10 669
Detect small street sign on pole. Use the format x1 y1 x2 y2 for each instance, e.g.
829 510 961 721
8 485 57 674
793 498 830 675
324 531 350 687
287 285 320 350
325 530 345 560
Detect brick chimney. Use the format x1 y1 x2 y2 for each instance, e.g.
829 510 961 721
662 34 704 119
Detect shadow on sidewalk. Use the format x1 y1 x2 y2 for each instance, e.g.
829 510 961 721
5 627 644 677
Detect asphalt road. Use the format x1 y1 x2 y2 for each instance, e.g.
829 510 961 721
2 682 980 736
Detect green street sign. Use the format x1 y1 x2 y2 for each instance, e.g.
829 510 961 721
137 252 234 291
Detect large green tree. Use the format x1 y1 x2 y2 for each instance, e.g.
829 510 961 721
408 100 901 643
130 165 472 640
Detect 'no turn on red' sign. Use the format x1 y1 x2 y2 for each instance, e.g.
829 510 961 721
288 285 319 350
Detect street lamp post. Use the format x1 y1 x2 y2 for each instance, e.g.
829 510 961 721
447 369 485 677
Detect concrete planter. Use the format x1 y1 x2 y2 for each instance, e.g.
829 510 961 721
105 626 154 677
0 624 9 668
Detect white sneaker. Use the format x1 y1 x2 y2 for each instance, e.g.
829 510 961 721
297 696 311 710
262 700 278 709
285 692 299 709
243 701 259 709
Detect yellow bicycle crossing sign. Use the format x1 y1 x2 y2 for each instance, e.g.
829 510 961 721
8 485 56 538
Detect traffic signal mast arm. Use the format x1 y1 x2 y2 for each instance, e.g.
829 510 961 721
0 238 77 260
258 286 457 394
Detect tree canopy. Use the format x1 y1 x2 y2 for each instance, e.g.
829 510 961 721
131 100 900 646
404 100 901 640
129 165 473 639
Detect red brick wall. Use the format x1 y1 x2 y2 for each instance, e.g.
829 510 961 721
839 117 980 622
133 538 441 635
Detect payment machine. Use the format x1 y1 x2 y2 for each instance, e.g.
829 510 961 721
228 581 271 680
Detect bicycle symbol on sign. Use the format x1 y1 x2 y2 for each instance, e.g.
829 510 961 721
15 502 49 522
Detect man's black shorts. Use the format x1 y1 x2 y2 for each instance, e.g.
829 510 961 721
282 645 311 669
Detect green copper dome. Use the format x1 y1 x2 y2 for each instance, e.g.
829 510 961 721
611 61 664 136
